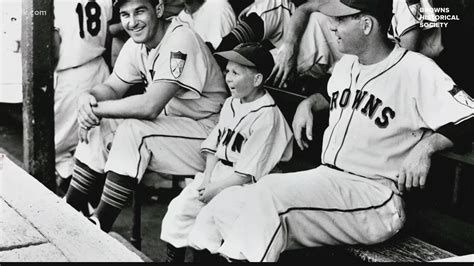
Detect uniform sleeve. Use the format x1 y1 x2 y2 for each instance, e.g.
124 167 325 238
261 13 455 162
234 110 293 182
99 0 113 22
243 0 294 42
413 57 474 130
391 0 420 37
203 2 237 49
152 26 207 99
54 0 69 31
200 125 221 155
112 39 143 84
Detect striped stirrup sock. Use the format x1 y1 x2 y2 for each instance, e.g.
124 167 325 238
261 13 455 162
94 171 137 232
66 160 105 214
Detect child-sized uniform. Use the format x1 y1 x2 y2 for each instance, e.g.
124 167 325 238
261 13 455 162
160 91 293 248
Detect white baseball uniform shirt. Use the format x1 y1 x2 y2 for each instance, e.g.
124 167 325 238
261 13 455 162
54 0 113 71
389 0 443 58
322 46 473 183
239 0 295 51
187 47 474 261
75 19 229 179
176 0 236 50
239 0 341 78
161 91 293 248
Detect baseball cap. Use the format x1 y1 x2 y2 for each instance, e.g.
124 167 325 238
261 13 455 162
318 0 392 18
214 42 275 79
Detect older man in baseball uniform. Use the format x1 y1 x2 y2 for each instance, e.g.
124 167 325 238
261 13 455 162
64 0 228 232
187 0 474 262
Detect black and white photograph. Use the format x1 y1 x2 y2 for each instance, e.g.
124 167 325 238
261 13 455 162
1 0 473 262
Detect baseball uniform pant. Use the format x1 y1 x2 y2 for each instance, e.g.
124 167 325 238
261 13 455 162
188 165 406 262
161 162 235 248
54 56 109 178
74 114 216 182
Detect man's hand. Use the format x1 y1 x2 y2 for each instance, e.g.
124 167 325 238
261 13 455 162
397 143 432 194
77 93 100 130
198 182 222 204
78 127 90 144
267 43 297 88
292 98 314 150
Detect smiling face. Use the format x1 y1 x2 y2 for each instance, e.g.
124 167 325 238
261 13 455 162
225 61 263 103
119 0 161 48
329 13 366 55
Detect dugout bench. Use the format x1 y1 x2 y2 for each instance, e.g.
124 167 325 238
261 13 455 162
129 82 474 262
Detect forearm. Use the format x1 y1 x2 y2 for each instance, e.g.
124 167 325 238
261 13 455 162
88 83 122 102
283 4 315 49
399 28 421 52
92 93 163 120
212 173 252 192
203 154 219 181
417 132 454 156
307 92 330 113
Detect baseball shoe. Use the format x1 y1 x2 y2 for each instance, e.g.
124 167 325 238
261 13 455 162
87 215 102 230
55 172 71 198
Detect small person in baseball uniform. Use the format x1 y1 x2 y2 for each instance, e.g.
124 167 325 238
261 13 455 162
186 0 474 262
64 0 229 232
160 42 294 262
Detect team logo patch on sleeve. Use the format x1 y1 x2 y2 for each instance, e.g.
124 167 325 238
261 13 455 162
170 51 187 78
449 85 474 108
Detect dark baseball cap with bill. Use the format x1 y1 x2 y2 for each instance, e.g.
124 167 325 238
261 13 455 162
214 42 275 79
318 0 393 18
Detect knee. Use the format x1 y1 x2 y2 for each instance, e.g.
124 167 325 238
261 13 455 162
112 119 145 146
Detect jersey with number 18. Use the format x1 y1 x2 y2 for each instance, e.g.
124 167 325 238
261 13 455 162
54 0 112 71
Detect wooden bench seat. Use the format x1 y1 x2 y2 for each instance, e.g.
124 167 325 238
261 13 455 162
343 235 455 262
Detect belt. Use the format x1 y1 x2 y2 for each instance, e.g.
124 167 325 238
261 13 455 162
220 159 233 166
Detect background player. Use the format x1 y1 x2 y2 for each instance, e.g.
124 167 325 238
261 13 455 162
160 43 293 262
186 0 474 261
53 0 113 196
389 0 443 58
175 0 236 51
64 0 228 232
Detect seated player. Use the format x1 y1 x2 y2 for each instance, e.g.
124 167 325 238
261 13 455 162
160 43 294 262
186 0 474 261
64 0 228 232
175 0 236 51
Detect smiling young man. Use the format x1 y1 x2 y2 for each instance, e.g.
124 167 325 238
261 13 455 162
179 0 474 262
64 0 228 232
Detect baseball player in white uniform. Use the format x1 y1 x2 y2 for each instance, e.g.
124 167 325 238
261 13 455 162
186 0 474 262
160 43 293 262
64 0 228 232
389 0 443 58
269 0 343 88
215 0 294 54
53 0 113 192
175 0 236 50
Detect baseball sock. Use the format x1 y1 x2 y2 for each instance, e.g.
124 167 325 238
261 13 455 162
216 13 264 52
192 248 214 262
66 160 105 214
94 171 137 232
166 243 186 263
